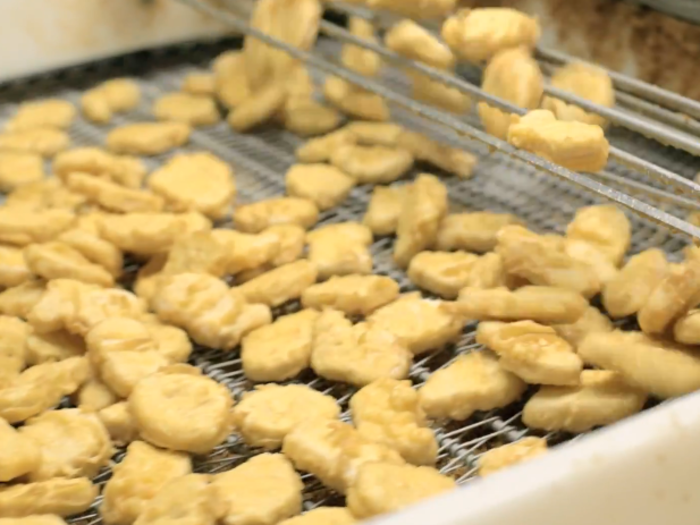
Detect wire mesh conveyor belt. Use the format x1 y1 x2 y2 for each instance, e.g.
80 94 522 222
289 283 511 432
0 1 699 524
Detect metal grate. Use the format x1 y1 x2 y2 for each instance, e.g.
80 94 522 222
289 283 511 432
0 30 697 525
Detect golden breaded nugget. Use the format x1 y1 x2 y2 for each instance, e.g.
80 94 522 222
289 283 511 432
407 251 478 299
602 249 668 319
283 96 343 137
278 507 356 525
0 517 68 525
0 128 70 158
324 76 390 122
85 317 157 370
285 164 355 211
5 179 85 213
66 172 163 213
564 239 618 287
153 92 220 126
232 384 339 449
6 99 75 131
0 152 44 191
213 453 303 525
369 292 462 355
106 122 191 156
394 174 448 268
134 474 226 525
234 197 319 233
182 72 216 96
311 309 412 386
464 252 510 289
351 379 437 466
282 418 404 493
397 131 477 179
542 63 615 127
98 402 139 446
552 306 613 348
26 330 85 365
228 83 287 132
342 17 382 77
97 212 186 255
129 371 232 454
507 109 609 172
213 50 243 77
73 370 118 413
0 244 32 288
266 224 306 266
579 330 700 398
24 242 114 287
0 316 29 386
0 477 97 518
448 286 588 324
100 350 169 398
100 441 192 525
302 274 398 316
566 205 630 265
0 417 40 482
81 79 140 124
345 121 404 147
347 462 455 519
419 352 525 421
229 303 273 349
637 260 700 335
478 437 547 477
674 309 700 345
369 0 456 18
214 51 251 108
0 281 45 319
20 409 113 481
53 147 147 189
242 309 319 382
330 144 414 185
58 228 123 278
385 20 454 69
496 225 600 298
296 128 356 163
477 321 583 386
523 370 647 433
408 70 472 114
362 184 409 236
437 212 522 253
238 260 318 307
442 8 540 63
307 223 373 280
211 229 278 275
146 322 192 364
160 231 228 278
478 47 543 139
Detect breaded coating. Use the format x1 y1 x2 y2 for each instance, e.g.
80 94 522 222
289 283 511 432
566 205 630 265
285 164 355 211
307 223 373 280
0 208 75 247
674 309 700 345
24 242 114 287
0 315 30 385
0 152 44 191
98 401 139 447
278 507 356 525
407 251 478 299
0 128 70 158
106 122 191 156
182 72 216 96
228 84 286 132
397 131 477 179
385 20 455 69
323 77 390 122
153 92 220 126
0 281 45 319
66 172 164 213
0 417 41 482
6 99 75 132
97 212 194 255
81 79 140 124
0 477 97 518
53 147 147 189
302 274 399 316
238 260 318 307
478 437 547 477
552 306 613 348
345 121 404 147
362 184 409 236
330 144 414 185
234 197 319 233
296 129 356 164
436 212 522 253
342 17 382 77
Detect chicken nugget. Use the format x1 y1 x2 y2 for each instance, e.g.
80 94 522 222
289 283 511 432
407 251 478 299
0 477 97 518
302 274 398 316
0 417 40 482
478 437 547 477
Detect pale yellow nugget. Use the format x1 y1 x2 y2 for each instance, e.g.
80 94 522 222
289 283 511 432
129 371 232 454
53 147 147 189
345 121 404 147
85 317 157 370
160 231 228 278
478 47 543 139
100 441 192 525
637 259 700 335
437 212 522 253
242 309 319 382
407 251 478 299
442 8 540 63
212 229 278 275
448 286 588 324
234 197 319 233
496 225 600 298
419 352 526 421
347 462 455 519
0 152 44 191
107 122 191 156
278 507 356 525
341 17 382 77
66 172 164 213
296 128 356 163
477 321 583 386
311 309 412 386
330 144 413 185
385 19 454 69
324 76 390 122
100 350 169 398
232 384 339 449
73 368 118 413
523 370 647 433
0 128 70 158
408 69 472 114
238 260 318 307
302 274 398 316
0 477 97 518
0 281 45 319
552 306 613 348
362 185 409 236
394 174 448 268
81 79 140 124
19 409 113 481
228 83 287 132
0 417 41 482
507 109 609 173
182 72 216 96
153 92 220 126
603 249 668 319
146 322 192 364
6 99 75 131
579 330 700 398
397 131 477 180
215 51 251 109
98 402 139 446
564 238 619 287
5 179 85 212
26 330 85 365
24 242 114 287
265 224 306 266
566 205 631 265
283 96 343 137
542 63 615 127
0 244 32 288
368 292 463 355
97 212 185 255
0 517 68 525
674 309 700 345
478 437 548 477
0 316 29 387
285 164 355 211
307 223 373 280
464 252 510 289
58 228 123 278
213 453 303 525
351 379 438 466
